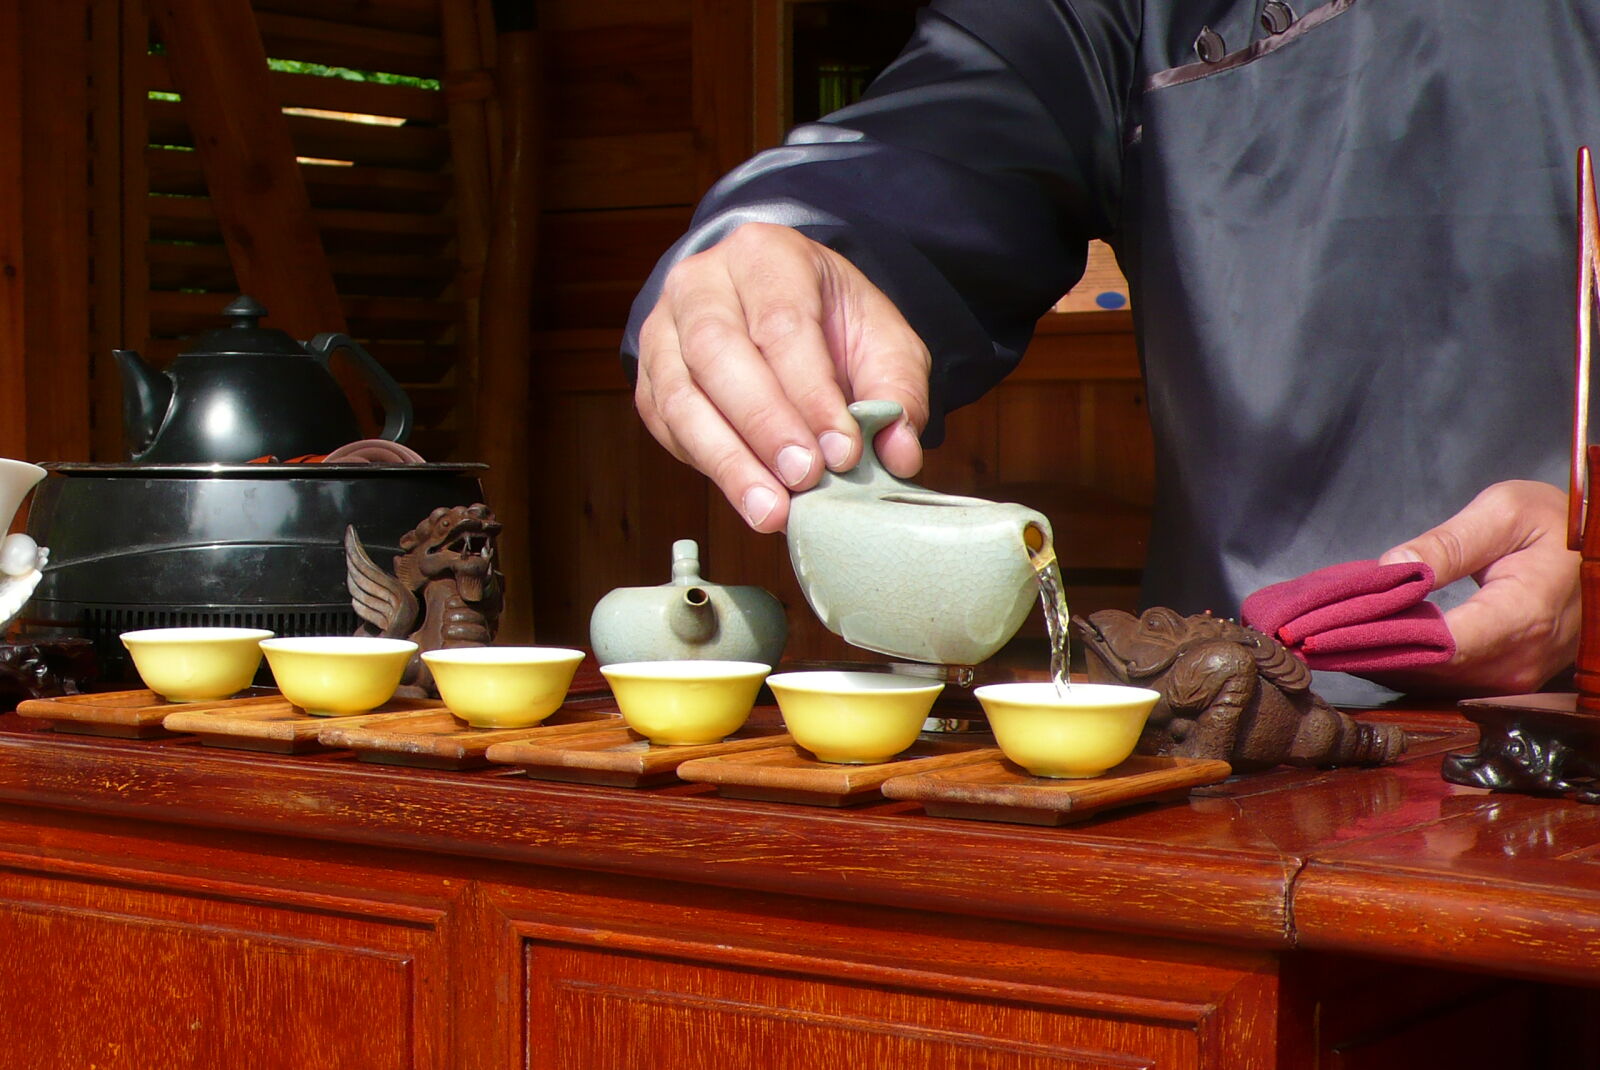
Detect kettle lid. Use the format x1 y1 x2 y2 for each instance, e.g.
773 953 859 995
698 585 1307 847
183 295 308 356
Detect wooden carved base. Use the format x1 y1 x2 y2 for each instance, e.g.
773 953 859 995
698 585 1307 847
1445 693 1600 803
0 637 98 711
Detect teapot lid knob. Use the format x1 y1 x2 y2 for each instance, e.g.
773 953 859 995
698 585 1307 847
222 295 268 328
184 295 304 356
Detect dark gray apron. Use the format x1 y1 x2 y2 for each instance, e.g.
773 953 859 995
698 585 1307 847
1132 0 1597 639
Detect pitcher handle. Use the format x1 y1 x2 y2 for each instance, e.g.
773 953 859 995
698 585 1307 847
308 332 415 445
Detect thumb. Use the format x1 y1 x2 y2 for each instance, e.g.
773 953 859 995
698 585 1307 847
818 252 931 479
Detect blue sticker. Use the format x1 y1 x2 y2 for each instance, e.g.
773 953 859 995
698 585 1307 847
1095 292 1128 310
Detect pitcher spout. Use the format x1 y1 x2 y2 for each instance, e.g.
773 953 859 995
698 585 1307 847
114 349 173 460
1023 520 1055 569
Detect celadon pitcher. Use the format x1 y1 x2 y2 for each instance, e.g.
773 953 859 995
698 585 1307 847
786 400 1053 665
589 539 787 667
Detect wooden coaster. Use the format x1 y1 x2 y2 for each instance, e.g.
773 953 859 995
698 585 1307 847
880 754 1233 826
485 724 791 788
676 740 996 807
316 700 621 769
163 696 450 754
17 688 282 740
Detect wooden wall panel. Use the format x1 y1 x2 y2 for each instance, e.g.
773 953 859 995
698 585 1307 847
537 0 690 32
547 24 692 139
254 0 442 35
0 0 93 465
543 131 698 211
19 4 93 464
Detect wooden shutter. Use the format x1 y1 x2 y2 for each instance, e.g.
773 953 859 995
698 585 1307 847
92 0 496 463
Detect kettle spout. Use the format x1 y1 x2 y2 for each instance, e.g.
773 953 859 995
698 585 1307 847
114 349 173 460
669 587 719 645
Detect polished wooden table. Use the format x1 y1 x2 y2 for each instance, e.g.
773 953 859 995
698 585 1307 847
0 700 1595 1068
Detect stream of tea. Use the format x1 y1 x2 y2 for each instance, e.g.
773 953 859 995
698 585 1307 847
1030 542 1072 696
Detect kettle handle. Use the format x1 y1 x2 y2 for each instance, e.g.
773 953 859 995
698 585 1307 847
307 332 415 444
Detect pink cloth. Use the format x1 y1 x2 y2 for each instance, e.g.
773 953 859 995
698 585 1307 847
1240 559 1455 674
322 439 426 464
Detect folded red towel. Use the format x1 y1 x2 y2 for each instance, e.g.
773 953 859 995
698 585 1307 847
1240 559 1455 674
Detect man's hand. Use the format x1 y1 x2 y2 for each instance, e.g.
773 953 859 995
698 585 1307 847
1368 480 1580 695
635 223 932 533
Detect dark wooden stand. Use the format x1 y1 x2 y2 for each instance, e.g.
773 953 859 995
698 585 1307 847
0 701 1595 1068
0 637 96 710
1445 693 1600 802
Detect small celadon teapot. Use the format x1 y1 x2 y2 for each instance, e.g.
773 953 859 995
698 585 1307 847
115 295 414 463
786 400 1053 665
589 539 787 667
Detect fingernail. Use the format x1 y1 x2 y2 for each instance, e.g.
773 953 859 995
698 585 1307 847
743 486 778 527
1381 548 1422 565
819 431 852 469
776 445 814 488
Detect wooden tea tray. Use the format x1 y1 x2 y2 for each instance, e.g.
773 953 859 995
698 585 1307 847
485 724 791 788
17 688 283 740
880 754 1234 826
677 740 996 807
315 699 621 769
163 695 451 754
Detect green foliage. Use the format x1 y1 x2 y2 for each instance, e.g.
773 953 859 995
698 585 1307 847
266 58 441 91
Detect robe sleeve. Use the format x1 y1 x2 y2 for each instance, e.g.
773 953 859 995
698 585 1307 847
620 0 1141 443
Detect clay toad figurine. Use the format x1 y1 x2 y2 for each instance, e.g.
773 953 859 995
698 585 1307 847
1072 607 1406 771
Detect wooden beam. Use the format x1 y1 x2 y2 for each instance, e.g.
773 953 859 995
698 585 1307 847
89 0 131 462
0 0 27 461
149 0 346 338
148 0 392 434
474 5 543 642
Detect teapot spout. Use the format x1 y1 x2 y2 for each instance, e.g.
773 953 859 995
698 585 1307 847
669 586 719 645
114 349 173 460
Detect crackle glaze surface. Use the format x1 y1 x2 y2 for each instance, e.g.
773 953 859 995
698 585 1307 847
787 401 1051 665
590 539 786 667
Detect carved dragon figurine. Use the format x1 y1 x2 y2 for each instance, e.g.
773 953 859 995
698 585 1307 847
1072 607 1406 772
345 503 504 694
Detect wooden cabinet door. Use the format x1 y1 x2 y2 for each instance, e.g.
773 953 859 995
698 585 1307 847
0 862 451 1069
527 940 1209 1069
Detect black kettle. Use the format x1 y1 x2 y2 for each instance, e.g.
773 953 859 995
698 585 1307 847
115 295 414 463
